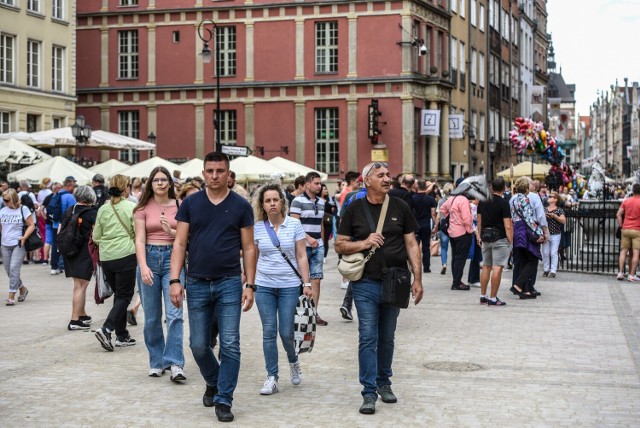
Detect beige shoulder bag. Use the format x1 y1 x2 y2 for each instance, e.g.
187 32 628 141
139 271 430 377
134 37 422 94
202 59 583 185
337 195 389 281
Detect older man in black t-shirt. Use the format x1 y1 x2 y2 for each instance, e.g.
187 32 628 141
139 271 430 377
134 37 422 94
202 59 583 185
477 177 513 306
336 162 423 416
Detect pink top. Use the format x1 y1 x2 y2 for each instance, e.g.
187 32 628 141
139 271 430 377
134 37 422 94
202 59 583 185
134 199 179 242
440 195 473 238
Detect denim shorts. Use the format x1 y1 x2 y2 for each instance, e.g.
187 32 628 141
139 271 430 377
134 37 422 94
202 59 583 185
481 238 512 267
306 246 324 280
45 224 54 245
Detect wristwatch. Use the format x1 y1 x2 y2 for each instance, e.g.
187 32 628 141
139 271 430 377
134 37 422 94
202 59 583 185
245 284 257 291
169 279 181 285
303 282 312 288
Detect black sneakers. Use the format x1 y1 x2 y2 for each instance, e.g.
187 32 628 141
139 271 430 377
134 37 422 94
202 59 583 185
359 396 376 414
340 306 353 321
95 328 114 351
68 320 90 331
203 385 217 407
115 335 136 347
79 315 92 325
377 385 397 403
215 404 234 422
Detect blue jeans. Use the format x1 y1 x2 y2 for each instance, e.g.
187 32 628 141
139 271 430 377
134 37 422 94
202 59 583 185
351 278 401 398
137 245 184 370
186 276 242 408
255 285 299 377
439 231 450 267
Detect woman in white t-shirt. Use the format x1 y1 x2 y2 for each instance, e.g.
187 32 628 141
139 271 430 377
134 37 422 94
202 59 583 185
252 183 311 396
1 188 34 305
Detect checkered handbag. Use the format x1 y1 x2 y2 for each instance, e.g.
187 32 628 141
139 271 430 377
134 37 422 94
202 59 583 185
294 295 317 355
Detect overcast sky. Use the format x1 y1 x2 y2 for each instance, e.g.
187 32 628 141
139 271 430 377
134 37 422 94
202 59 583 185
546 0 639 116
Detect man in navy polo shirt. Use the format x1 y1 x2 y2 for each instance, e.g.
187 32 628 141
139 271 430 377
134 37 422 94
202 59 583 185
290 171 327 325
169 151 257 423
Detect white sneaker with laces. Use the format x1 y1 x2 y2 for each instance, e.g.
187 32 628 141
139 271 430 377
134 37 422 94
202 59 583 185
289 361 302 386
149 368 164 377
260 376 279 395
170 365 186 382
629 275 640 282
341 279 349 289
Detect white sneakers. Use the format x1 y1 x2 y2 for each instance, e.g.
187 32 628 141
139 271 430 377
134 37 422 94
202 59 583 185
289 361 302 386
260 376 279 395
148 368 164 377
341 279 349 289
170 365 186 382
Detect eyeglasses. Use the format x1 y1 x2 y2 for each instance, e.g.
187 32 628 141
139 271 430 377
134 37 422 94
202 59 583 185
364 162 388 178
152 178 169 184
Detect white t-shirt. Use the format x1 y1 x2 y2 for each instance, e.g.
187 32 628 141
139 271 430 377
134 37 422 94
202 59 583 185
37 188 52 205
254 216 306 288
0 205 31 246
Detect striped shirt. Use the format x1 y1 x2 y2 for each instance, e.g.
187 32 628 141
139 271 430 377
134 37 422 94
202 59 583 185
290 192 324 246
254 216 306 288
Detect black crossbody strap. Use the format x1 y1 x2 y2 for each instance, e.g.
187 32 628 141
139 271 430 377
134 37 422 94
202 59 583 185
361 195 390 267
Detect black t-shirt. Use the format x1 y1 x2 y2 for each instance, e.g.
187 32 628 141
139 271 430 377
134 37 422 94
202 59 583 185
93 185 107 208
389 187 414 210
478 196 511 236
338 196 418 280
412 193 437 224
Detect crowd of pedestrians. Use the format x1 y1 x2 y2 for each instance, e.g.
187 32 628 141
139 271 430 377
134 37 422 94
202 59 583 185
2 153 602 422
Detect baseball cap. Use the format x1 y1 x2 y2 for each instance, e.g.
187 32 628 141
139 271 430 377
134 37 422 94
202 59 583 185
65 176 76 182
92 174 105 183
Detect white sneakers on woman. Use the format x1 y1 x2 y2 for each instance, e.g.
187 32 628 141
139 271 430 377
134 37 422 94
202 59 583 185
289 361 302 385
260 376 279 395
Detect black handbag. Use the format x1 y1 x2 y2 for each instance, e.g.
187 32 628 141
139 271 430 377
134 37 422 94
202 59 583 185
20 208 44 252
381 266 412 309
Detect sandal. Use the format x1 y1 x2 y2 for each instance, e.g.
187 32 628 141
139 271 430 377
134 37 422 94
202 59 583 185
18 289 29 302
6 299 15 306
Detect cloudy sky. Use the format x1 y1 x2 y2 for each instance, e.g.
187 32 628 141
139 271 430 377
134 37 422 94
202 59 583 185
546 0 640 116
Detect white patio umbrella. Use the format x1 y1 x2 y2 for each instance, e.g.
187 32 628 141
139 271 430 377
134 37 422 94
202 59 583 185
7 156 94 185
267 156 328 181
1 128 156 150
118 156 181 179
88 159 129 180
229 156 286 183
177 158 204 179
0 138 51 165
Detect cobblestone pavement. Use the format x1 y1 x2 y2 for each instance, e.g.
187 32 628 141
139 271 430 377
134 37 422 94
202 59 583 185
1 246 639 427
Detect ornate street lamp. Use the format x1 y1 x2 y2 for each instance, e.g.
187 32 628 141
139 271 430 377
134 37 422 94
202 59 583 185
197 20 221 152
71 115 92 165
488 137 497 179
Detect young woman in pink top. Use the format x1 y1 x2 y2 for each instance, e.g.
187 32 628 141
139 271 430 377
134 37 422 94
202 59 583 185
134 166 186 381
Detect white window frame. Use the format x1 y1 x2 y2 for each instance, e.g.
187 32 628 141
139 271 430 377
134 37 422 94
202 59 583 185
119 0 138 5
478 52 485 88
27 39 41 88
216 26 236 77
460 0 466 18
219 110 237 145
52 0 64 20
470 49 477 84
0 33 14 84
118 30 138 79
451 37 458 71
118 111 140 163
52 45 64 92
52 117 64 129
27 0 40 14
0 0 16 6
479 113 486 142
459 41 466 74
451 0 457 14
479 4 485 32
0 111 12 133
315 108 339 174
315 21 338 74
471 0 477 27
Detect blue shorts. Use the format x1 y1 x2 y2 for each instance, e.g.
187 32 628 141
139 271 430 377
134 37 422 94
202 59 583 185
46 224 54 245
306 246 324 280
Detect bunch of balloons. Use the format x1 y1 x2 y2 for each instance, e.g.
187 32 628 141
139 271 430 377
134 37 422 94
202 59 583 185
509 117 566 165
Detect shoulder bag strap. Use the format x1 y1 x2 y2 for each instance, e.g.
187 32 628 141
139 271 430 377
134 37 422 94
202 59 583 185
360 195 390 265
263 220 303 283
111 203 135 240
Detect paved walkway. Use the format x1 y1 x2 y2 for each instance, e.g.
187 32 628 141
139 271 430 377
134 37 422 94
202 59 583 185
1 247 640 427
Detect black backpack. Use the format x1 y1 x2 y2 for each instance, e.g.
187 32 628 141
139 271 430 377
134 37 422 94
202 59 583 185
42 193 54 225
57 205 85 257
47 190 67 224
20 192 36 213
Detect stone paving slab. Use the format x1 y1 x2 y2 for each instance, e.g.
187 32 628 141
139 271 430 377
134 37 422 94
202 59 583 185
1 246 639 427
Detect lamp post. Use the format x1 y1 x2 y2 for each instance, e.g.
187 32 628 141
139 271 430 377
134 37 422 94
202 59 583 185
71 115 92 165
488 137 497 179
198 20 221 153
466 126 476 175
147 132 156 157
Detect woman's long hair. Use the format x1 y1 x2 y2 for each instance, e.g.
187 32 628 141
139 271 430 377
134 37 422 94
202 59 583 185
134 166 177 213
252 183 287 222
